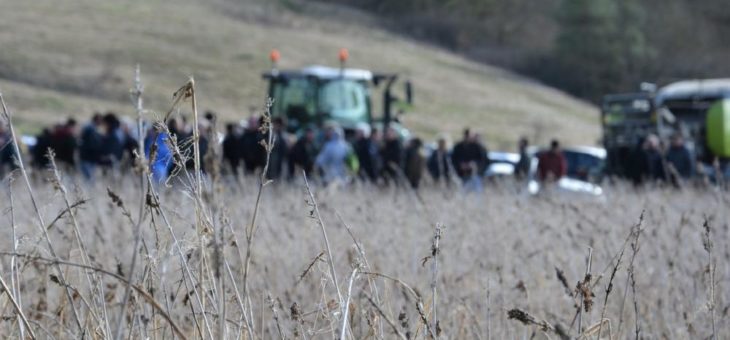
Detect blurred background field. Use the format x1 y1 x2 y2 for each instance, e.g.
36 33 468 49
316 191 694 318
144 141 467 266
0 0 599 148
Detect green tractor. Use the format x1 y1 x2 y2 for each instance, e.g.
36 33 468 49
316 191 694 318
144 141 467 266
602 79 730 177
262 49 413 139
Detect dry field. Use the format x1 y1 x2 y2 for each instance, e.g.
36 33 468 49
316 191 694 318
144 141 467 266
0 71 724 339
0 58 722 339
0 160 727 339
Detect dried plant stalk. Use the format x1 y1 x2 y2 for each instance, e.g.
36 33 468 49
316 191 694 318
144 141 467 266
0 93 84 333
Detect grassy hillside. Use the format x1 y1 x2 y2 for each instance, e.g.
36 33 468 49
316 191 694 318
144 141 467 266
0 0 599 148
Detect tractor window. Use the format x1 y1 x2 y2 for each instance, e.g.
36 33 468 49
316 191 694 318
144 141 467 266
270 78 317 124
319 79 368 123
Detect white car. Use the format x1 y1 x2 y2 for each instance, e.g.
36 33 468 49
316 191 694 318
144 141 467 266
528 146 606 196
485 151 520 177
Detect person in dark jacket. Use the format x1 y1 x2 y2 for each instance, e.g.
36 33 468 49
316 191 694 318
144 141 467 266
179 120 207 172
0 123 17 176
222 123 242 176
100 113 123 171
204 110 217 126
665 134 694 180
266 117 288 180
645 135 666 181
404 138 425 189
380 127 403 185
120 122 140 170
288 127 317 178
451 129 471 180
627 137 647 185
451 129 488 182
32 128 52 169
50 118 77 168
664 134 695 187
353 124 381 183
427 136 451 185
79 114 104 180
241 116 265 174
471 133 490 176
537 139 567 182
515 137 530 179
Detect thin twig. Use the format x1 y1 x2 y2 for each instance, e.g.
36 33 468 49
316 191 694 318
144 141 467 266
242 98 275 303
701 219 716 340
0 272 36 339
303 172 343 308
339 266 359 340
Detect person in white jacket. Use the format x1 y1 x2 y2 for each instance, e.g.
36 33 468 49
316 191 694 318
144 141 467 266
315 125 350 185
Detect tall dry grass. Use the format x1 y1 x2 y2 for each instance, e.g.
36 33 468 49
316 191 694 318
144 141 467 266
0 84 728 339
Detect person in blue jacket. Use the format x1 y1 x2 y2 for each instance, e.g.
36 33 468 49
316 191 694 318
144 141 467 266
145 123 173 184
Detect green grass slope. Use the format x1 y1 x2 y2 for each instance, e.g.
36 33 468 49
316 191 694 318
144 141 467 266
0 0 599 148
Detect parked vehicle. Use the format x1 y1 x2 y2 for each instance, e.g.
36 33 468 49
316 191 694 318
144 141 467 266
262 49 413 140
602 79 730 178
527 146 606 196
484 151 519 177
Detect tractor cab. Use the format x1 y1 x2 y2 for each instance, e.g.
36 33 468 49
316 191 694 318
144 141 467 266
262 49 412 140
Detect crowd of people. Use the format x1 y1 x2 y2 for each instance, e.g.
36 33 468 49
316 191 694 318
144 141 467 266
2 109 723 194
624 133 697 185
2 112 552 189
6 111 703 193
221 120 501 189
0 111 217 183
2 108 721 193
